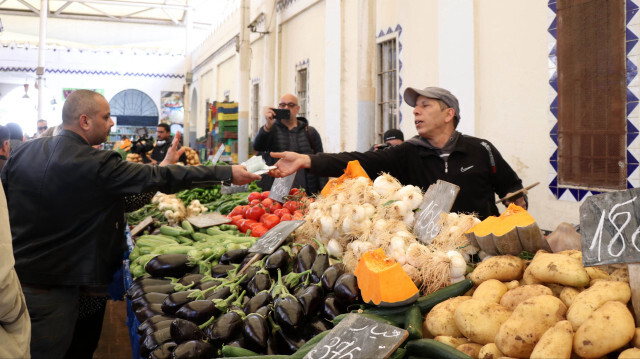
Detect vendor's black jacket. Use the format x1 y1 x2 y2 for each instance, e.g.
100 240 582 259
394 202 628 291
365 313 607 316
1 130 232 286
151 135 187 164
309 133 523 219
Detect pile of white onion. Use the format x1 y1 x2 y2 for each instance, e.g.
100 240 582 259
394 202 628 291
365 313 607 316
300 173 480 294
152 192 188 225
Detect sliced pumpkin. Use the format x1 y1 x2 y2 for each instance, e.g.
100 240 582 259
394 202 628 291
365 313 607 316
354 248 419 307
321 160 371 197
465 204 550 255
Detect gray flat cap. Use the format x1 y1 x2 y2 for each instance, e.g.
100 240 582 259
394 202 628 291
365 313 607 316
403 86 461 119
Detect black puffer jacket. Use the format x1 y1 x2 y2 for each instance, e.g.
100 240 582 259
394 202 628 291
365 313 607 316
309 134 523 219
1 130 232 286
253 117 326 194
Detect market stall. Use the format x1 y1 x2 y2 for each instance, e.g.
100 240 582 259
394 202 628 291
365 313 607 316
123 161 640 359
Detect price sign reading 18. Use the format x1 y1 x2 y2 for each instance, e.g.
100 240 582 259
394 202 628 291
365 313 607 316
579 188 640 267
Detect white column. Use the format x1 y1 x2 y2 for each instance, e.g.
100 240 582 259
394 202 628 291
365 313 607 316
438 0 475 135
37 0 48 125
237 0 251 162
183 7 193 146
356 0 376 151
262 0 277 109
325 0 342 152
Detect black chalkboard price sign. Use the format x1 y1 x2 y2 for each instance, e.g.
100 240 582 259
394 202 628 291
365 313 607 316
269 173 296 203
580 188 640 267
413 180 460 244
249 219 305 255
303 313 408 359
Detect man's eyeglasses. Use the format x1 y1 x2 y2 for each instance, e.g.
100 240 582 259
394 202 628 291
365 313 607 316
278 102 298 109
38 126 48 131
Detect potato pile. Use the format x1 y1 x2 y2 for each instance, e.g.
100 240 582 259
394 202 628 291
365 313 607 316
183 147 201 165
423 250 637 359
126 153 144 163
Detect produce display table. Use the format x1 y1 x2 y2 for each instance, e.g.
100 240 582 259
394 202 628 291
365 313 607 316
123 227 143 359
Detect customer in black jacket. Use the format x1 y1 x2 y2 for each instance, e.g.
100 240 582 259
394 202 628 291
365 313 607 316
268 86 526 219
149 122 187 164
253 93 325 194
0 89 260 359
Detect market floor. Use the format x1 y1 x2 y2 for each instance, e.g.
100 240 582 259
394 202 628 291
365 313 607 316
94 300 132 359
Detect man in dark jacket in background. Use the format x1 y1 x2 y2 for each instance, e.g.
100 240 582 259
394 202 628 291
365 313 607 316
0 125 9 172
253 93 326 194
268 86 526 219
150 122 187 164
1 89 260 358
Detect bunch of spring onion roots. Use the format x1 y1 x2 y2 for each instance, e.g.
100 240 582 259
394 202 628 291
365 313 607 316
296 173 481 294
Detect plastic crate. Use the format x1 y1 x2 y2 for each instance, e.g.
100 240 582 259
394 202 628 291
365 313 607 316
224 131 238 139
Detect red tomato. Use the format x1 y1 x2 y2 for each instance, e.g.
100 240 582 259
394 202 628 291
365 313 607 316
230 215 243 227
260 191 270 200
246 206 266 221
249 224 268 237
229 205 244 217
273 208 291 218
280 213 293 221
268 202 282 213
242 205 252 218
260 213 280 229
283 201 301 213
261 198 274 207
239 219 258 233
250 199 261 206
289 188 299 196
292 210 304 220
248 192 262 202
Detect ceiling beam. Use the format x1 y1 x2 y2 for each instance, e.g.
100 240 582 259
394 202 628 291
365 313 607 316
54 2 73 16
79 2 120 21
161 7 180 25
63 0 189 11
16 0 39 15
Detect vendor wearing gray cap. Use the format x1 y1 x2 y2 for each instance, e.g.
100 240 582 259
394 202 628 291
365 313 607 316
268 86 525 219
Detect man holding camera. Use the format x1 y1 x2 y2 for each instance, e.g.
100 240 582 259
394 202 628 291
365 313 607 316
253 93 326 194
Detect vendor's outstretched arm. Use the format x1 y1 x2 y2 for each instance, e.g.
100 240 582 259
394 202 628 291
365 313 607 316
269 151 311 177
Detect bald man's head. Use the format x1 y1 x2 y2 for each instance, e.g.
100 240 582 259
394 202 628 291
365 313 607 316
62 90 104 125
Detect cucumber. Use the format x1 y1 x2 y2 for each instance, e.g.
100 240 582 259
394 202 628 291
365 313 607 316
404 305 423 340
405 339 473 359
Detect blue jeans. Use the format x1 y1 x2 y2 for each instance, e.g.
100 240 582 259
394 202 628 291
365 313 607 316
21 285 80 359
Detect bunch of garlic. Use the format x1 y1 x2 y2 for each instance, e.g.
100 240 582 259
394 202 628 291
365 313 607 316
186 199 208 217
153 192 187 225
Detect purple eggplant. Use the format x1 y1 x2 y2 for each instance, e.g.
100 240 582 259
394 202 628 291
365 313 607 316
210 264 236 278
171 340 216 359
320 263 347 292
272 269 304 331
169 318 207 344
205 311 243 345
178 274 204 287
132 292 169 312
145 254 195 278
303 316 333 339
294 244 316 273
141 327 172 358
321 294 345 321
265 246 291 277
128 283 176 300
161 290 196 315
138 315 175 335
242 313 269 353
175 300 218 325
127 277 172 299
220 248 249 264
333 273 360 305
142 319 174 337
255 305 271 318
295 284 324 316
205 285 231 301
195 279 222 291
149 342 177 359
135 303 164 322
268 316 306 355
247 268 272 297
310 239 330 283
244 291 272 314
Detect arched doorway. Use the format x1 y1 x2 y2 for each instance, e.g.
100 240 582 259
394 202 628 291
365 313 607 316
108 89 158 146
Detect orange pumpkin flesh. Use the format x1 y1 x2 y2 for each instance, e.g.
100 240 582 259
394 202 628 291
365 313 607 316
321 160 371 197
354 248 420 307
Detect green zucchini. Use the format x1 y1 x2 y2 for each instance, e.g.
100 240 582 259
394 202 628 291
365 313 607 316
289 330 330 359
159 225 190 237
388 347 407 359
405 339 473 359
333 312 401 327
404 305 423 340
181 220 195 234
220 345 260 357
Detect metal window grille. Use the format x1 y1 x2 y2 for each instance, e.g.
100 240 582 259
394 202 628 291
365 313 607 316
376 38 398 144
296 68 308 118
557 0 626 189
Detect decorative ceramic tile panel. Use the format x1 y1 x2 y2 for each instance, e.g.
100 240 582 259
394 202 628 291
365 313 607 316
548 0 640 201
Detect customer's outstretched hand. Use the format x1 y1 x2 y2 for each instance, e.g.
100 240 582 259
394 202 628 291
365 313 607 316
160 131 186 166
268 151 311 178
231 165 262 185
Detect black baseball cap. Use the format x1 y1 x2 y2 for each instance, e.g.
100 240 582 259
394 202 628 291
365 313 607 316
383 129 404 142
